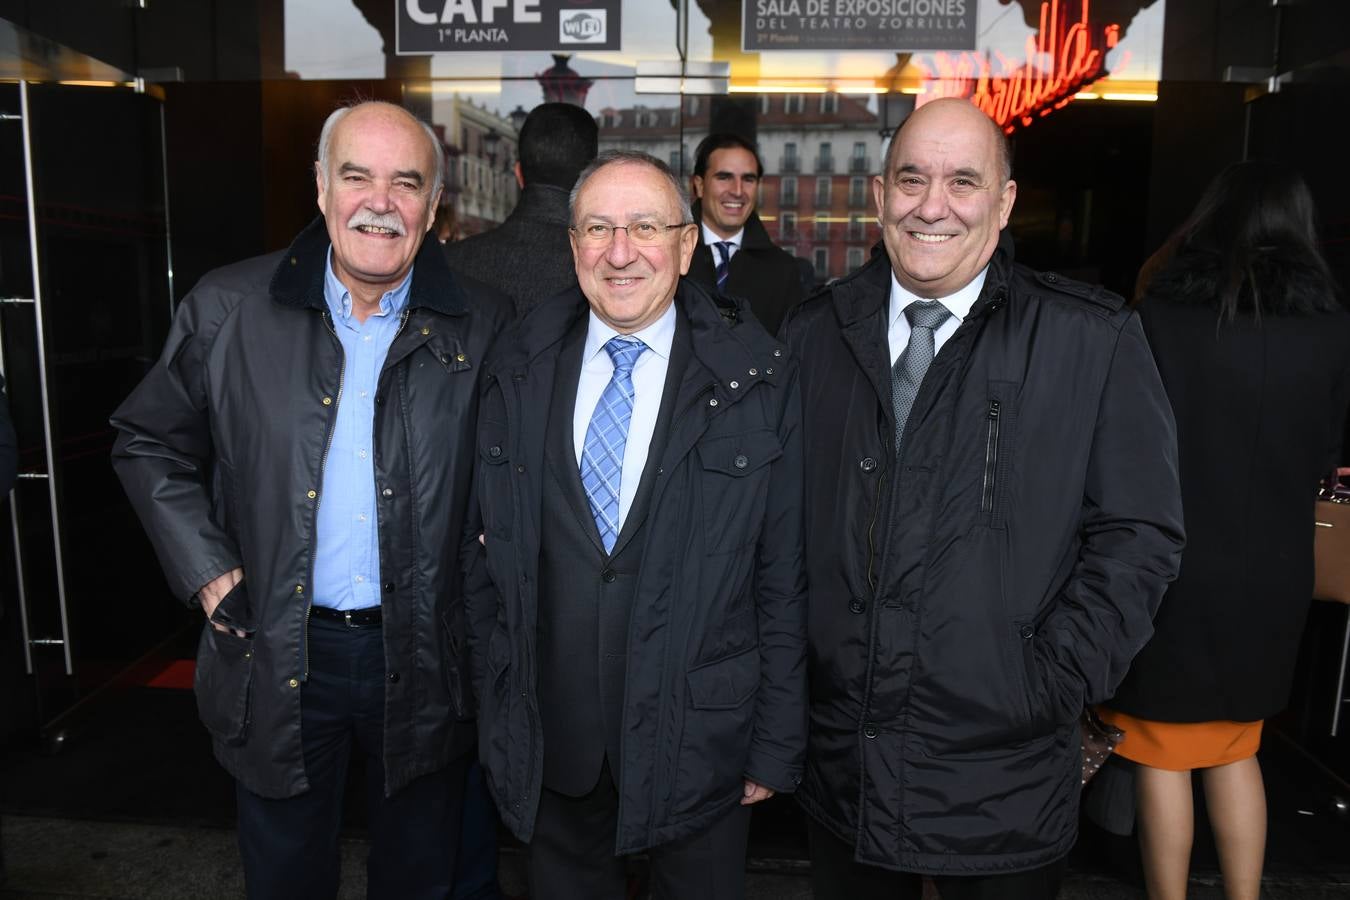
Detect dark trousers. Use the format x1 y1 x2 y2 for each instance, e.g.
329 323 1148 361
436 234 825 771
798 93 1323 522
451 759 501 900
808 818 1066 900
235 617 468 900
528 763 753 900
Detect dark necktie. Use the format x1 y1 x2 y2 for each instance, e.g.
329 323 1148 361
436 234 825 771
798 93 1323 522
713 241 733 292
891 300 951 453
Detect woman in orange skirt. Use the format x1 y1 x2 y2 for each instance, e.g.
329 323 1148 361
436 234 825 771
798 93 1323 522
1100 162 1350 900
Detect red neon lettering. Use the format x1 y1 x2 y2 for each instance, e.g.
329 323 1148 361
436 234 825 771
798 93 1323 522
913 0 1118 132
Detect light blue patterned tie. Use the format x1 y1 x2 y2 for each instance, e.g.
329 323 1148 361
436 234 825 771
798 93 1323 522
581 336 648 553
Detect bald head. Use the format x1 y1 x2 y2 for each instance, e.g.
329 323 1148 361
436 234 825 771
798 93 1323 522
872 96 1017 299
887 99 1011 186
317 101 444 194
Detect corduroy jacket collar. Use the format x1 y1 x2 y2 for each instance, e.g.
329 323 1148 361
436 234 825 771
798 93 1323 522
269 215 470 316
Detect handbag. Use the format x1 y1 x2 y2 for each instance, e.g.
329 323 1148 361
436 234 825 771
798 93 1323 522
1080 708 1123 786
1314 473 1350 606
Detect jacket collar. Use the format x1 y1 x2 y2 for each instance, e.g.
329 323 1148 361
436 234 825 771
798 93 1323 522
833 230 1016 325
691 203 777 252
489 277 785 402
508 183 571 228
269 215 470 316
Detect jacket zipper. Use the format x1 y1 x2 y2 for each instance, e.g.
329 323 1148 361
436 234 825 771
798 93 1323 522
981 399 1000 515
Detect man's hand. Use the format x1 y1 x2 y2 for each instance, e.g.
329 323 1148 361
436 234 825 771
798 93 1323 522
741 779 775 806
198 567 244 636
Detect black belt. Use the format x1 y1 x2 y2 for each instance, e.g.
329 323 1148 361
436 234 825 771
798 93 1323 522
310 605 383 628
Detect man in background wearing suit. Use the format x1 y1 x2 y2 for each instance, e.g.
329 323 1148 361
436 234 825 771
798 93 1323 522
686 133 804 334
465 150 807 899
445 102 598 316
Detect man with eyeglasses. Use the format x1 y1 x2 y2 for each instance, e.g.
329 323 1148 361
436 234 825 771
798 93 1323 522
463 149 807 899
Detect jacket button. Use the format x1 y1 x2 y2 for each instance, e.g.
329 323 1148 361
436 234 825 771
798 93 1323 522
388 672 400 683
734 454 748 469
306 489 317 499
321 396 332 406
748 368 758 376
375 395 384 405
1020 624 1035 639
602 569 616 583
421 326 430 335
382 488 393 498
516 464 525 473
729 380 740 390
849 598 865 614
863 723 878 739
1045 273 1059 283
288 678 299 689
441 353 452 364
488 445 502 458
859 457 876 473
383 582 395 592
456 353 467 363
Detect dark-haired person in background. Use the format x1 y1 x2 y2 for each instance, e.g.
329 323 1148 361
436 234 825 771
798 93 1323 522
443 98 597 900
1099 161 1350 900
687 134 804 334
445 102 598 316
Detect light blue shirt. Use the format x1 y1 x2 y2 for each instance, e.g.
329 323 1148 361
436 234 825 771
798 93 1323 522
572 302 677 531
313 249 411 610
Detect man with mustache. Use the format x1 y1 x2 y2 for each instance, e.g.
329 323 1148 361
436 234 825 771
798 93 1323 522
687 134 805 335
465 149 807 899
782 98 1184 898
111 101 506 898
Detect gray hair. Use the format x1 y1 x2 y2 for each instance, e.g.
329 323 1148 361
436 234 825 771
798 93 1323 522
568 149 694 227
315 101 445 196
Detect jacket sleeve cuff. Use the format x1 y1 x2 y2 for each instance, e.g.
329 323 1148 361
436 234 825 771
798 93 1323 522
744 742 804 795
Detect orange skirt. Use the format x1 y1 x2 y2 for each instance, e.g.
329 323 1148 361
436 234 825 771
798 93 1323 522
1096 708 1262 771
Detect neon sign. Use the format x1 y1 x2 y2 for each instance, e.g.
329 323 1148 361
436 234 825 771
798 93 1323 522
914 0 1121 132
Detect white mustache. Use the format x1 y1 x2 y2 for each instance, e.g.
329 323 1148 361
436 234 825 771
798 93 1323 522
347 209 406 235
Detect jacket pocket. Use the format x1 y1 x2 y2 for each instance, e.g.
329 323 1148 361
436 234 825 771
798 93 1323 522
440 608 473 720
670 647 759 820
194 623 255 746
208 579 255 635
478 422 513 540
695 428 782 554
687 645 760 710
979 382 1018 529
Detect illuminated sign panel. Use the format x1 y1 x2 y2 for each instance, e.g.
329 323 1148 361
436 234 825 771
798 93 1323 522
743 0 977 52
913 0 1118 131
396 0 622 53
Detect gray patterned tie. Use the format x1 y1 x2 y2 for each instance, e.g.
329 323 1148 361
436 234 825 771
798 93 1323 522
891 300 951 453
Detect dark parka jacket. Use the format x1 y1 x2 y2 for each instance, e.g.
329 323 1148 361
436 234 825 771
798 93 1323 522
687 207 805 335
111 217 506 799
781 240 1185 874
1108 250 1350 722
464 280 808 854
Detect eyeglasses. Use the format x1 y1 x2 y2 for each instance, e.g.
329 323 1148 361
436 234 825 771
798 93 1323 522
571 221 689 246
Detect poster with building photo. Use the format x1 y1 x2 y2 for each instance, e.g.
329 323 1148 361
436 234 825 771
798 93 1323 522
396 0 621 53
742 0 976 51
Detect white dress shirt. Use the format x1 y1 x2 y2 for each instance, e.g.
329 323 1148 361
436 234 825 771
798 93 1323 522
886 267 989 366
573 302 677 532
701 223 744 261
